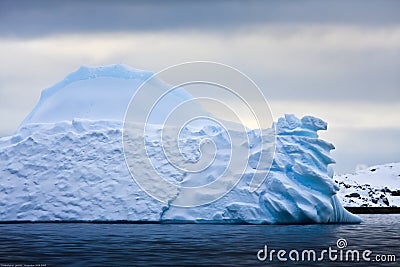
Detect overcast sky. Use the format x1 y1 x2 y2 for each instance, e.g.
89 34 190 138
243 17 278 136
0 0 399 173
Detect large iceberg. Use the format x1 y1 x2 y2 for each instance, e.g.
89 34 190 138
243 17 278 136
0 64 361 224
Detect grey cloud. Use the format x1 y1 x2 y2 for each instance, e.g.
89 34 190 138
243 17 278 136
256 58 400 103
328 127 400 173
1 0 399 38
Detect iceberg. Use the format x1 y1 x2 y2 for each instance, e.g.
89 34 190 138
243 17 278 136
0 64 361 224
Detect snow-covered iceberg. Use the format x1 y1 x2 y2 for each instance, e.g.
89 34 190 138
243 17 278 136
0 64 361 224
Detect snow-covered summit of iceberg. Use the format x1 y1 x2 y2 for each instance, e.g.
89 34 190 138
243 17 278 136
21 64 196 127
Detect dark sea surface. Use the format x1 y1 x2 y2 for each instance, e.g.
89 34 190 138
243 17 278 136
0 215 399 266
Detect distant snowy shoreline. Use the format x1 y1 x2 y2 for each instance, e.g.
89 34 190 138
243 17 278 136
335 162 400 208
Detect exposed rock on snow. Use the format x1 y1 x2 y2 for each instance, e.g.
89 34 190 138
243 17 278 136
335 163 400 207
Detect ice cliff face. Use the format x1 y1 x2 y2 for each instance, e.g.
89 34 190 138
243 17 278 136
160 115 360 223
0 64 361 224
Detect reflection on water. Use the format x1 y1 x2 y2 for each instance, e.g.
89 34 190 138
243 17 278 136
0 215 399 266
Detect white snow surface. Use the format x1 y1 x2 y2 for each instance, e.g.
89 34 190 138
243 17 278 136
21 64 196 126
0 64 361 224
335 163 400 207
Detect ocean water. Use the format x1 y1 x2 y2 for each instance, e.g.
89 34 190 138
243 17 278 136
0 215 398 266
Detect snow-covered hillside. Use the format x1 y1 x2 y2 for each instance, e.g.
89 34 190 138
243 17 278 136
335 163 400 207
0 64 361 224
